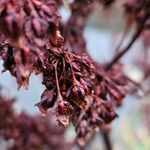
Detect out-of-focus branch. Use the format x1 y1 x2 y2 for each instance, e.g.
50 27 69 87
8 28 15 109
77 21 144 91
114 27 129 54
101 130 112 150
105 14 150 71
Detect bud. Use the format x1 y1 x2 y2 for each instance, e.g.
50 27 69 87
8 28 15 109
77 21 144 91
66 83 87 109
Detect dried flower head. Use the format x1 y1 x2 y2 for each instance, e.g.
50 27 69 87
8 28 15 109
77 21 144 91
36 47 95 125
0 92 70 150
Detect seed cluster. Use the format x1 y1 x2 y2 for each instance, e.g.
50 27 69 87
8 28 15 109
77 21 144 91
74 63 131 145
0 94 70 150
36 47 95 126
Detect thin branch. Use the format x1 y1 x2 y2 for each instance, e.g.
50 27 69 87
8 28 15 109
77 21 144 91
54 61 61 95
105 14 149 71
114 27 129 54
101 130 112 150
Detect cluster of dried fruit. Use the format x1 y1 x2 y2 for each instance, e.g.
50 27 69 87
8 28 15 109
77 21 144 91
0 93 70 150
64 0 94 54
0 0 62 89
73 63 132 145
36 47 95 126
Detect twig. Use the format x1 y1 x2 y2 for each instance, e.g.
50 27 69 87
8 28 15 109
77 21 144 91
114 27 129 54
101 130 112 150
54 61 61 95
105 14 149 71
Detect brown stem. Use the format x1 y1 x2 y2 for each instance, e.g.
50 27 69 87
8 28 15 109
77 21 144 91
54 61 61 96
105 15 149 71
66 55 78 84
101 130 112 150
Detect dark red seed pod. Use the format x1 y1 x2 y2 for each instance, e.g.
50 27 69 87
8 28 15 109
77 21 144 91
58 100 73 115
